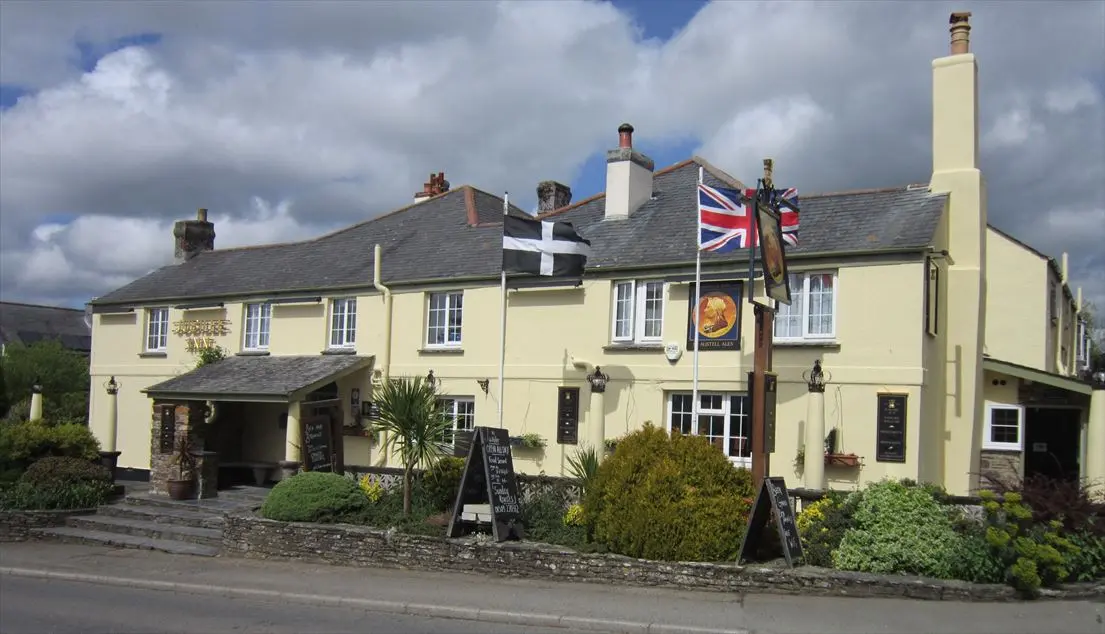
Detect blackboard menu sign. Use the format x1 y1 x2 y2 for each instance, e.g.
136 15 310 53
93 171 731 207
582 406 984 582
300 414 334 473
876 393 907 463
158 406 176 454
556 387 579 445
737 476 804 567
447 426 524 542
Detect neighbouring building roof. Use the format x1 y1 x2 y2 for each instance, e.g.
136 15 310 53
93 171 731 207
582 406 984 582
0 301 92 352
143 354 374 402
90 158 948 307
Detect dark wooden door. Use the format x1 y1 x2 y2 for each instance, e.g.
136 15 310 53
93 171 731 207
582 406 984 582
1024 407 1081 482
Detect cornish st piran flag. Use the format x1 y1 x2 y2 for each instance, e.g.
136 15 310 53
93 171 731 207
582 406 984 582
698 183 799 253
502 215 592 277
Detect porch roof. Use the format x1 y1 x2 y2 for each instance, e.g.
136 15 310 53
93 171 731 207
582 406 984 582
142 354 374 403
982 357 1093 396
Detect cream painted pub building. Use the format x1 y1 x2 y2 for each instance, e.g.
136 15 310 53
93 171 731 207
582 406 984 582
86 14 1105 498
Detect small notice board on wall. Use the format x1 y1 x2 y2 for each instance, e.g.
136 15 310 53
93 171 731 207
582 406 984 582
876 393 907 463
737 476 803 567
446 426 524 542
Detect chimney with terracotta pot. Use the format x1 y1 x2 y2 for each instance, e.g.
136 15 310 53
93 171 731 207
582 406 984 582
604 123 654 220
413 171 450 204
537 180 572 213
949 11 971 55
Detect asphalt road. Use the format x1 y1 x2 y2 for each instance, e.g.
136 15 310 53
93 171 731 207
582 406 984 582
0 576 573 634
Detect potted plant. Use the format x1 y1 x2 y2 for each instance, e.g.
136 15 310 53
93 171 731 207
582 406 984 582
167 435 198 500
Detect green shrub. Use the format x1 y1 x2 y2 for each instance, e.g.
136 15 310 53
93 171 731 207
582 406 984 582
422 457 465 512
260 471 371 523
0 419 101 474
832 479 966 578
979 490 1079 595
796 491 862 567
0 480 112 510
21 456 110 488
583 423 755 562
521 484 587 549
1065 530 1105 582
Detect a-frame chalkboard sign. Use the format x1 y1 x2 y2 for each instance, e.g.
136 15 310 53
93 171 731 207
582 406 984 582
737 476 804 567
446 426 525 542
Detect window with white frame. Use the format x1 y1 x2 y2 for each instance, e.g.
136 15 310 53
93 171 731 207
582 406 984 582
329 298 357 348
774 271 836 341
611 280 665 344
426 291 463 347
667 392 751 466
983 402 1023 451
145 307 169 352
438 397 475 444
242 302 272 351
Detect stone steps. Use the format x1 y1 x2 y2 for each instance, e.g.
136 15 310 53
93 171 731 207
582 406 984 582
64 514 224 548
98 503 226 529
31 526 221 557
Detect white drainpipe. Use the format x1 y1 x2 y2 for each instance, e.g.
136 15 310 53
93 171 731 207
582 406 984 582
372 244 394 464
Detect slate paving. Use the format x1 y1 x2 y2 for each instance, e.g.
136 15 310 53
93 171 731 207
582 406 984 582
30 483 268 557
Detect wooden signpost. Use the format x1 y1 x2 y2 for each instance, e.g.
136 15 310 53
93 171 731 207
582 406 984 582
300 414 334 473
737 476 804 567
446 426 525 542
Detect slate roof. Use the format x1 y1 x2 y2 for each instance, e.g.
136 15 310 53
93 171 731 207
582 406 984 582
90 158 947 307
143 354 373 399
0 301 92 352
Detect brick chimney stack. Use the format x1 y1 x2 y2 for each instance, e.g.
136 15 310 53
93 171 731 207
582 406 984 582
949 11 971 55
173 208 216 264
413 171 450 203
537 181 572 213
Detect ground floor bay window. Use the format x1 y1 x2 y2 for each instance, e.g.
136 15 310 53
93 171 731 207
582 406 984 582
667 392 751 468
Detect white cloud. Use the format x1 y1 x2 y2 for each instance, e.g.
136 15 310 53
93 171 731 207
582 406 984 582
0 0 1102 311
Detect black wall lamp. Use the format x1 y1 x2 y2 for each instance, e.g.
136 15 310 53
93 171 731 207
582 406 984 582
802 360 830 393
586 366 609 393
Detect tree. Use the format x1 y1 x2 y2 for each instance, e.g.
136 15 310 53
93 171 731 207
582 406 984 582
370 376 454 516
1 340 90 423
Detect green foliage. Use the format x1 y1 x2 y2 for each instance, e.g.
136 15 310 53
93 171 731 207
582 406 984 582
195 345 228 368
796 492 862 568
422 456 466 511
979 490 1079 595
20 456 110 488
0 480 112 510
1 341 90 423
565 444 600 497
521 485 588 549
583 423 755 562
832 479 966 578
1064 530 1105 582
0 419 102 474
370 376 454 515
260 471 371 523
0 363 9 419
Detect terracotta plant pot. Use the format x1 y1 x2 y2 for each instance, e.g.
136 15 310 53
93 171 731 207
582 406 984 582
167 479 195 500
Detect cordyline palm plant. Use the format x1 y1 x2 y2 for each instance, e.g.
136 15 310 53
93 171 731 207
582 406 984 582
566 444 601 497
371 375 454 516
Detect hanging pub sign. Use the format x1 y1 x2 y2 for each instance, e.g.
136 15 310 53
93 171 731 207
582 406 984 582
446 426 524 542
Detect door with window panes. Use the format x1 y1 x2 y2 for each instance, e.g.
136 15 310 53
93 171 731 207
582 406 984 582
668 393 752 468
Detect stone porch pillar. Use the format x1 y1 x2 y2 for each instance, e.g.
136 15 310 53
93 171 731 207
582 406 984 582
280 400 302 479
1086 376 1105 501
587 367 608 460
29 379 43 421
803 361 827 491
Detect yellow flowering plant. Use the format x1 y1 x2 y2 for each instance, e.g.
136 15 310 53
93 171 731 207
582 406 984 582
357 474 383 503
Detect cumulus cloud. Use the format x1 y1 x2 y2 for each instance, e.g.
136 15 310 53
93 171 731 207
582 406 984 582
0 0 1102 314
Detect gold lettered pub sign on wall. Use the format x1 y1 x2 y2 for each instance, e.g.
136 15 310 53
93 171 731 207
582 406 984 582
172 319 231 352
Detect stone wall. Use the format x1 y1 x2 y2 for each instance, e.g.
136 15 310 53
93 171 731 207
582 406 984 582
0 509 95 542
221 513 1103 602
979 450 1022 491
150 401 211 498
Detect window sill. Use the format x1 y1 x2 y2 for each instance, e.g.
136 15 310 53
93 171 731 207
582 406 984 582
981 444 1022 453
603 343 664 352
419 347 464 355
138 351 167 358
321 348 357 355
773 340 841 348
236 350 271 357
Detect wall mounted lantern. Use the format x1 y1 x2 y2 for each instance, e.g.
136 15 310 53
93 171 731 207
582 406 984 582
105 376 119 395
586 366 609 393
802 360 830 393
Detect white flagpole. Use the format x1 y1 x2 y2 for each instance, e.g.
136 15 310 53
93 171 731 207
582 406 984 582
498 192 509 428
692 167 704 434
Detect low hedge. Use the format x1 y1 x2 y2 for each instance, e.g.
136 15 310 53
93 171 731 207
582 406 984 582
260 471 372 523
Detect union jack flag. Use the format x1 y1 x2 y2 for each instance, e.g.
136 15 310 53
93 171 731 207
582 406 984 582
698 183 800 253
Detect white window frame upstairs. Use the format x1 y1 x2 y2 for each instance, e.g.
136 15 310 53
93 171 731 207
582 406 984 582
611 280 666 344
983 401 1024 452
328 297 357 349
426 291 464 348
1077 320 1090 369
773 271 838 342
666 392 752 468
438 396 475 445
242 302 272 351
145 307 169 352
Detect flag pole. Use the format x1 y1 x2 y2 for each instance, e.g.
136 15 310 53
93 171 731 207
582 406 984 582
692 167 704 434
498 192 509 429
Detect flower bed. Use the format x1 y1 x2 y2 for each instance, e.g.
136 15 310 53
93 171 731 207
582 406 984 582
0 508 96 542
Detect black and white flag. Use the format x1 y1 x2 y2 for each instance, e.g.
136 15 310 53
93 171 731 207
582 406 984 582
502 215 591 277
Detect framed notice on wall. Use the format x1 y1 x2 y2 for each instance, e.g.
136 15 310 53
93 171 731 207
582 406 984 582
876 393 907 463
